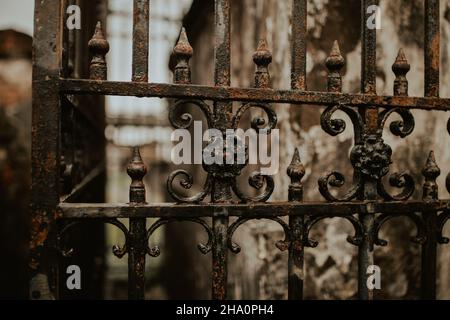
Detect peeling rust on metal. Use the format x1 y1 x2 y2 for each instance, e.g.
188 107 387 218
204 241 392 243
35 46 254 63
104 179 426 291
33 0 449 301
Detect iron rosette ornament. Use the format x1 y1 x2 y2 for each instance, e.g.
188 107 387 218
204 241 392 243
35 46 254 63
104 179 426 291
350 133 392 180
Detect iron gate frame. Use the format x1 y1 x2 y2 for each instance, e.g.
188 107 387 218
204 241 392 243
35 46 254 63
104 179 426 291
31 0 450 300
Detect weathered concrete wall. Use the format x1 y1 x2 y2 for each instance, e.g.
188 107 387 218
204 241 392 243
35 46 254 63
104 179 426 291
185 0 450 299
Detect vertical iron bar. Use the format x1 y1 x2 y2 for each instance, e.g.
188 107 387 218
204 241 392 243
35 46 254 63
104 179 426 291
289 3 307 297
129 1 150 300
212 0 231 300
421 0 440 299
291 0 307 90
359 0 379 301
287 149 305 300
424 0 440 97
132 0 150 82
30 0 63 300
127 147 148 300
421 152 440 299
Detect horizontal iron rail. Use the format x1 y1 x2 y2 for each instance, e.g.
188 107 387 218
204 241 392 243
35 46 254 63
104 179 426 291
58 200 450 219
58 79 450 111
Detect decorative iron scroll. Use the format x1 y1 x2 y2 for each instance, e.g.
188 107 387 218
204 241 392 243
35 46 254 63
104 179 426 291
303 214 364 248
227 217 291 254
56 219 129 258
146 218 214 257
438 210 450 244
167 35 276 204
319 45 416 203
373 213 427 247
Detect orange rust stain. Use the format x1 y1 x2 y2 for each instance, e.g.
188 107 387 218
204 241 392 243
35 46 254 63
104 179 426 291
45 152 57 172
431 35 440 70
30 213 49 250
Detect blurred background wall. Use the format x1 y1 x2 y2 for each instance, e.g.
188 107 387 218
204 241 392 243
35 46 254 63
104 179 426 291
0 0 33 299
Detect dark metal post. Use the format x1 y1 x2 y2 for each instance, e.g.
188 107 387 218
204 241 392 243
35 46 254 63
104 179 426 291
127 148 148 300
287 149 305 300
425 0 440 98
212 0 231 300
291 0 307 91
30 0 63 300
359 0 379 300
289 1 307 298
126 2 150 298
132 0 150 82
421 0 440 300
421 152 440 299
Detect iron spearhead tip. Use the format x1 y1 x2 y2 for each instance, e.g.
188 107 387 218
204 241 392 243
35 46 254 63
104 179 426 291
253 39 272 66
392 48 410 75
287 148 305 181
326 40 345 71
396 48 407 61
173 27 193 57
89 21 109 55
132 146 142 161
93 21 105 39
331 40 341 55
127 147 148 180
257 39 269 51
423 151 441 179
179 27 189 43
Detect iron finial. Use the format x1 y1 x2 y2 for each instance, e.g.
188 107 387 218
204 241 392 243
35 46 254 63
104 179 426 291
392 48 410 96
88 21 110 80
127 147 147 204
326 40 345 93
422 151 440 200
287 148 305 202
253 39 272 88
172 27 193 84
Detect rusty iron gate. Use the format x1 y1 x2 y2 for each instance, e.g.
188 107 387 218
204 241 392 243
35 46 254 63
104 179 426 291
31 0 450 300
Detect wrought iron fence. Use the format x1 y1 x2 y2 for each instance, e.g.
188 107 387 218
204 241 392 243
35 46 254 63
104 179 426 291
31 0 450 300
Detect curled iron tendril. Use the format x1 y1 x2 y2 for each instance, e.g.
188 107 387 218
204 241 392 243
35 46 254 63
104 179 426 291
377 172 415 201
227 217 291 254
373 213 426 247
56 221 81 258
146 218 213 257
169 99 213 129
320 104 363 143
378 108 415 139
319 105 364 202
56 219 129 259
107 219 130 258
167 170 212 203
318 172 362 202
438 210 450 244
304 214 364 248
232 103 277 132
232 171 275 203
376 108 415 200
